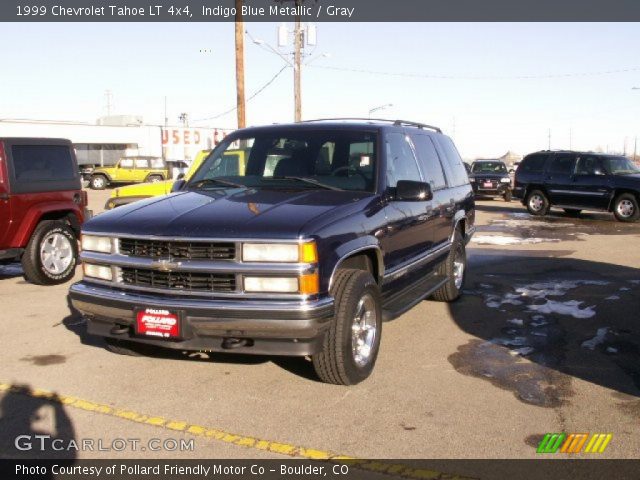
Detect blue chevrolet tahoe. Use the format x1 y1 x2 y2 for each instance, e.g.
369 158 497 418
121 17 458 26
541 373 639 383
69 119 475 385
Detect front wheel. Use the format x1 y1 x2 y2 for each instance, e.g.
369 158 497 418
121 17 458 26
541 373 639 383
21 220 78 285
312 269 382 385
503 190 512 202
432 230 466 302
613 193 640 222
526 189 550 216
90 175 107 190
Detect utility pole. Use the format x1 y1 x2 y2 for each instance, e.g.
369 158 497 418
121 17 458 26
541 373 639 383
293 0 303 122
548 128 551 150
235 0 246 129
164 96 168 127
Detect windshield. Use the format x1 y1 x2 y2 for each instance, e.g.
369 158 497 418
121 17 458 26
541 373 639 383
188 130 378 192
471 161 508 174
604 156 640 175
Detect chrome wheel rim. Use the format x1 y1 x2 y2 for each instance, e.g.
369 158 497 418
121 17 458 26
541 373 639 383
529 194 544 212
453 247 465 289
93 177 104 188
351 293 377 368
617 199 635 218
40 233 73 275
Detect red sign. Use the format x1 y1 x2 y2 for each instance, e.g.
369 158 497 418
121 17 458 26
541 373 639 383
162 129 203 146
136 308 180 338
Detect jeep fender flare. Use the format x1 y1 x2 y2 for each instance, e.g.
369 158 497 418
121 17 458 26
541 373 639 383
12 202 83 247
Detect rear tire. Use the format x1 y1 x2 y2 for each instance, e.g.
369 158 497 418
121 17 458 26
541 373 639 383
90 175 107 190
563 208 582 217
526 189 550 216
613 193 640 222
21 220 78 285
312 269 382 385
432 230 466 302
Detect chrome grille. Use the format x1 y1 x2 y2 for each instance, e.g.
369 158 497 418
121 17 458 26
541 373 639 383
120 267 236 293
119 238 236 260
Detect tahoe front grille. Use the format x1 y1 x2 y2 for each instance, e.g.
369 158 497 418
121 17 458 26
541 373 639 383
119 238 236 260
120 267 236 293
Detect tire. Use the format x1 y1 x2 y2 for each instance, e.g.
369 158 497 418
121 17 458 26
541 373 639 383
613 193 640 222
90 175 108 190
504 190 512 202
147 175 163 183
104 337 155 357
432 230 466 302
312 269 382 385
526 189 550 216
563 208 582 217
21 220 78 285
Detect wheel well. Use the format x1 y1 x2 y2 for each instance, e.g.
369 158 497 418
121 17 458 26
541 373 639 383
525 184 546 198
39 211 81 236
335 250 381 284
609 189 640 211
92 173 109 182
146 173 164 181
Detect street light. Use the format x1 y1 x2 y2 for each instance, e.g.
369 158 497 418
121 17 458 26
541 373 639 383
368 103 393 118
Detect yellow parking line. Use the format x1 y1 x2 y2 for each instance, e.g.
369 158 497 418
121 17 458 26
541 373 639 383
0 382 473 480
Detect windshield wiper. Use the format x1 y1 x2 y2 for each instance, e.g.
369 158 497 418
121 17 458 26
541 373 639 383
273 176 345 191
190 178 246 189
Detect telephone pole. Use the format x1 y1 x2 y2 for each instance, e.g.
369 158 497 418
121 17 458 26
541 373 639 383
293 0 303 122
235 0 246 128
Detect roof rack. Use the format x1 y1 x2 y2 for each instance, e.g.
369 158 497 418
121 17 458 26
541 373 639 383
300 118 442 133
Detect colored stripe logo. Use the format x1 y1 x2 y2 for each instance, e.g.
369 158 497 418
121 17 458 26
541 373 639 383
537 433 612 454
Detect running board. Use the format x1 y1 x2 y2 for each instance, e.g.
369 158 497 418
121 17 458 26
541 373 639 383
382 274 448 322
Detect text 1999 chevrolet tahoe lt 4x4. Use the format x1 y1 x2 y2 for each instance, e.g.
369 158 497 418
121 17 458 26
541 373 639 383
69 120 475 385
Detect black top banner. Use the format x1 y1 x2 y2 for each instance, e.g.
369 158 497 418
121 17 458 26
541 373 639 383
2 0 640 22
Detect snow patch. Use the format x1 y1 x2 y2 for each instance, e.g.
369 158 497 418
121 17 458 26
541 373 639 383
606 295 620 301
471 235 560 246
528 300 596 319
582 327 609 350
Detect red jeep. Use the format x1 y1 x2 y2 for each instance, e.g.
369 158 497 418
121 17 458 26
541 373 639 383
0 138 90 285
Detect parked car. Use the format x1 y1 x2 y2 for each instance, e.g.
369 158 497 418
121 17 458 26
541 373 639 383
0 138 89 284
514 150 640 222
89 156 169 190
104 149 247 210
468 160 512 201
69 119 475 385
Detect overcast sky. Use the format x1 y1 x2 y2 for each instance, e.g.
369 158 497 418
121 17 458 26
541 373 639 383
1 22 639 159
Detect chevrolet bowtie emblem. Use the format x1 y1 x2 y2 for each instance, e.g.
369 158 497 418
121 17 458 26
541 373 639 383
151 259 182 272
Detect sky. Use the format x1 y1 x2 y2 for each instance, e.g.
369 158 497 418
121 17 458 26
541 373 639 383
1 22 639 159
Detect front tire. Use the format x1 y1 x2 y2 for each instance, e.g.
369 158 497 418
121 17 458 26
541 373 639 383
504 190 512 202
432 230 466 302
312 269 382 385
526 189 550 216
90 175 107 190
21 220 78 285
613 193 640 222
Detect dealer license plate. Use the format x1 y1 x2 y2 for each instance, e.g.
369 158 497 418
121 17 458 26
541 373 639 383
483 181 493 188
136 308 180 339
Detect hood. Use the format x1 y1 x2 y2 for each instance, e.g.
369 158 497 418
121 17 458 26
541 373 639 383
86 188 370 239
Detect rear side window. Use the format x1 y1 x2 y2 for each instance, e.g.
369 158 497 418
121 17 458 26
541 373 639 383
520 154 548 173
434 135 468 187
385 133 421 188
409 134 446 190
549 154 576 174
12 145 76 181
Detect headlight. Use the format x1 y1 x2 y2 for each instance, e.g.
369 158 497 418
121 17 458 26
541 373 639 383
242 242 317 263
469 178 475 182
83 263 113 281
81 235 113 253
500 177 511 183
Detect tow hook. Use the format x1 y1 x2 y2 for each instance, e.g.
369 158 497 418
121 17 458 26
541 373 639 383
221 338 252 349
110 324 130 335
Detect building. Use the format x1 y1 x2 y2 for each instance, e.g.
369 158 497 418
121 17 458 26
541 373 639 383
0 116 231 167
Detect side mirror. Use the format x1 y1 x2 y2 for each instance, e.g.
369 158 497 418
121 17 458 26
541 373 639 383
395 180 433 201
171 179 186 193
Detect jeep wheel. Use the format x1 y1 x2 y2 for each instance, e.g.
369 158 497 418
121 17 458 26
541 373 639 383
21 220 78 285
564 208 582 217
504 190 512 202
526 189 550 216
432 229 466 302
147 175 163 183
90 175 107 190
613 193 640 222
312 269 382 385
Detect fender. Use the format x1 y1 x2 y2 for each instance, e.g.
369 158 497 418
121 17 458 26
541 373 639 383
326 235 384 291
11 201 83 247
450 209 467 241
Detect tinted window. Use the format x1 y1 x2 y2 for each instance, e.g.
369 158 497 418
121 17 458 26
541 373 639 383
520 154 548 173
471 161 508 174
12 145 76 181
385 133 421 188
409 134 446 190
549 154 576 174
576 156 605 175
435 135 468 187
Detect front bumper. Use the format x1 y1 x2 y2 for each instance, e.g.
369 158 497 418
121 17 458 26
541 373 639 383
69 282 334 356
471 183 510 196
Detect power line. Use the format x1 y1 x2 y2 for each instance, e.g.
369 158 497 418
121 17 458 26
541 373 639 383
193 65 290 123
307 64 640 80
